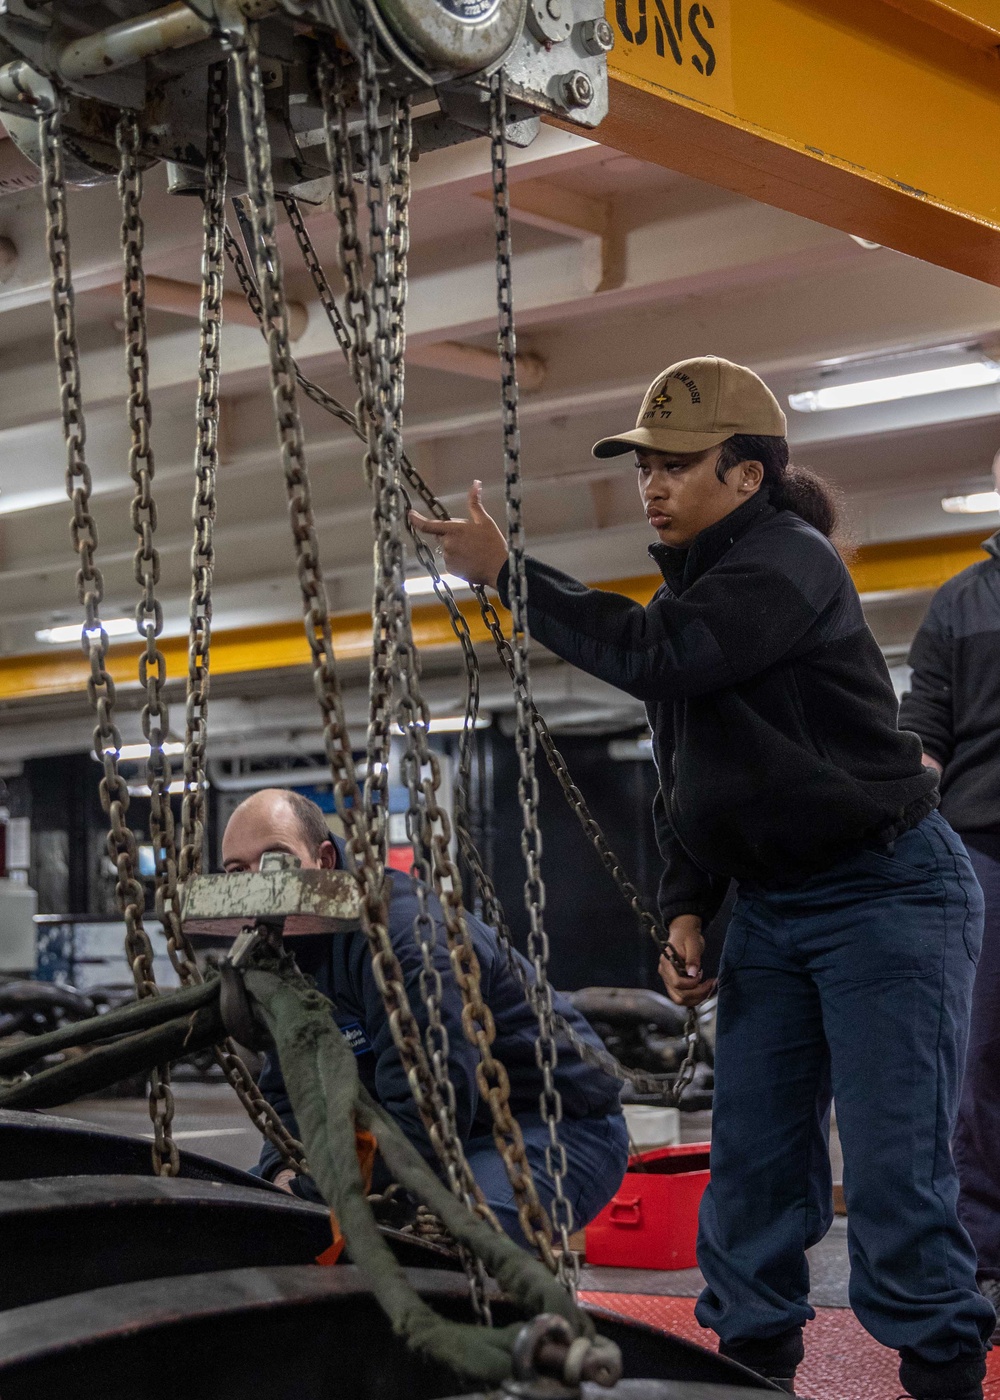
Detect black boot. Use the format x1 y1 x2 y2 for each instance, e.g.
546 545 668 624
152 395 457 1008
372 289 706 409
898 1348 986 1400
720 1327 805 1395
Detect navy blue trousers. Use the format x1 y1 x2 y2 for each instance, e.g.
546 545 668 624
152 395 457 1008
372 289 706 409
955 834 1000 1280
466 1111 629 1245
696 812 994 1367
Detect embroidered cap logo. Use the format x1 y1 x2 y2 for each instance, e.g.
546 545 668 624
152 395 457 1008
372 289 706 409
645 383 673 420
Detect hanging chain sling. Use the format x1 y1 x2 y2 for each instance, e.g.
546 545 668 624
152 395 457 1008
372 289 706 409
182 62 309 1173
237 189 699 1108
229 25 508 1242
319 43 567 1273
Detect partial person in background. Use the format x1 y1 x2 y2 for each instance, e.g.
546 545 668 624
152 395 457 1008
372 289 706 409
899 447 1000 1319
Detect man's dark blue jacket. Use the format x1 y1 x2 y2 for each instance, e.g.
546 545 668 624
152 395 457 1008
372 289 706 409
899 531 1000 835
256 850 621 1182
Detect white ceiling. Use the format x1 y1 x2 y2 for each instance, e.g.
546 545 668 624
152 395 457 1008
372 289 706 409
0 119 997 752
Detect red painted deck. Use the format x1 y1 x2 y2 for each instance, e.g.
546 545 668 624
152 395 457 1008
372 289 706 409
580 1292 1000 1400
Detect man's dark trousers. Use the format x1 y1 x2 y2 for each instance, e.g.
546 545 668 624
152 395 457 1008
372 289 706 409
465 1111 629 1246
955 832 1000 1282
696 812 993 1390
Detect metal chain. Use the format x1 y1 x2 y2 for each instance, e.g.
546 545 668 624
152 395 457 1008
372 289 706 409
228 221 617 1181
474 593 699 1104
320 42 562 1274
115 110 187 1177
215 1037 308 1170
490 74 578 1290
363 74 499 1315
228 208 699 1107
41 99 176 1175
117 112 200 988
185 64 309 1174
322 41 498 1318
39 110 154 1022
180 61 227 887
231 25 489 1224
279 194 352 361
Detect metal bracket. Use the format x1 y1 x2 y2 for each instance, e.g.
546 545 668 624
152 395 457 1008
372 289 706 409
506 1314 623 1395
219 925 276 1049
180 859 367 938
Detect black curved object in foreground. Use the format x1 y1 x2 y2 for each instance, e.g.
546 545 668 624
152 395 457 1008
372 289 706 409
0 1265 778 1399
0 1108 275 1188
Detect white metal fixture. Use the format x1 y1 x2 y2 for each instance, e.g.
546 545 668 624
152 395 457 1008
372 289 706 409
36 617 135 644
126 779 188 798
404 573 472 597
789 361 1000 413
395 714 491 733
92 741 187 763
941 491 1000 514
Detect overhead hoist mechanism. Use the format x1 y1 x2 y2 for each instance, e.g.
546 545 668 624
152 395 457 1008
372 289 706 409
0 0 612 198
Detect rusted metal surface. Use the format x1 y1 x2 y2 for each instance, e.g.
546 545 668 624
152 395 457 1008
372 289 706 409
58 2 281 83
0 1265 775 1398
180 868 367 937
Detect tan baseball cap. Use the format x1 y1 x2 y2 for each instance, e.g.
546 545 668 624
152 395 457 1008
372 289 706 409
592 356 787 459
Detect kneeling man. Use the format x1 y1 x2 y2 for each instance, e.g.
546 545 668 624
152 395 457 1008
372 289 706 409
222 788 628 1243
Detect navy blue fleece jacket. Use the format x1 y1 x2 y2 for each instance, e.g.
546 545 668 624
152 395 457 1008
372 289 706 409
497 490 936 925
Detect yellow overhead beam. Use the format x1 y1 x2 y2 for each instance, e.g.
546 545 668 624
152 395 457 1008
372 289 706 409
848 526 995 595
0 529 991 704
569 0 1000 285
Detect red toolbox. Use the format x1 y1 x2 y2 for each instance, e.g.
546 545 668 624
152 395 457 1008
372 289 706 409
585 1142 710 1270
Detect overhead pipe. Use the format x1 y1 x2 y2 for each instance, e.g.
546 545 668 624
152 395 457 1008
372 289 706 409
58 2 280 84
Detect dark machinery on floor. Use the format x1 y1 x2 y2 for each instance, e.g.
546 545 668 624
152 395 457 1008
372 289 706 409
0 4 736 1396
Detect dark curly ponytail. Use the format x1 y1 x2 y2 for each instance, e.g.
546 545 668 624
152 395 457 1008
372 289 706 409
716 435 838 539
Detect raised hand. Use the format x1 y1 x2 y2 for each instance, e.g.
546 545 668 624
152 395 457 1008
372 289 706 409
409 481 509 589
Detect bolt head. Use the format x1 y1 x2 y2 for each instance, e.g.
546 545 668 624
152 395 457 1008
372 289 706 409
546 0 563 18
580 16 615 53
561 69 594 107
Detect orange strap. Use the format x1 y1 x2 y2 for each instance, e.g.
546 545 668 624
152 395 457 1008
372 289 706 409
314 1127 378 1266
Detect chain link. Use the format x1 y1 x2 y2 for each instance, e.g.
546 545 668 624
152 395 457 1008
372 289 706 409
180 61 227 889
115 110 187 1177
490 74 579 1290
320 42 563 1277
249 156 699 1110
42 99 175 1173
184 63 309 1174
321 41 498 1317
232 25 497 1225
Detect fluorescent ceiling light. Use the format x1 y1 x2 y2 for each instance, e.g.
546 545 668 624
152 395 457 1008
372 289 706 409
395 714 491 735
126 779 188 797
36 616 135 645
404 573 471 597
789 361 1000 413
92 740 187 763
941 491 1000 515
